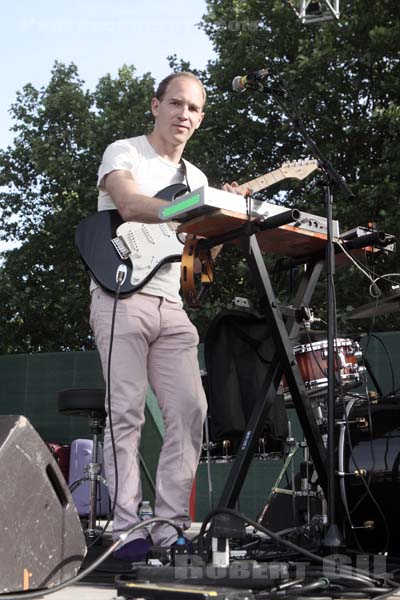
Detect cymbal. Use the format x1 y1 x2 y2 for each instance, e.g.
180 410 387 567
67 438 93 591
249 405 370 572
346 288 400 319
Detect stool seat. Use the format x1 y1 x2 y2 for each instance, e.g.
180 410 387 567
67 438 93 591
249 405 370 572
58 388 106 418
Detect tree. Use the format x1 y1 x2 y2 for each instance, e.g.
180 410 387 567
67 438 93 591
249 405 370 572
0 62 155 352
1 0 400 352
189 0 400 335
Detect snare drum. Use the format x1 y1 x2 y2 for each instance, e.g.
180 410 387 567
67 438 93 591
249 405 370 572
292 338 365 391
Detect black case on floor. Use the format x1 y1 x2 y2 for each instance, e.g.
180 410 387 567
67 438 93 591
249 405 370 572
204 309 288 452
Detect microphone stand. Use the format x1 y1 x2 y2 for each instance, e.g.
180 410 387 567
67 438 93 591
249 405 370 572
248 73 354 550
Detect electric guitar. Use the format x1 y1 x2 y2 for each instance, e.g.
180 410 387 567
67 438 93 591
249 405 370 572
75 160 319 296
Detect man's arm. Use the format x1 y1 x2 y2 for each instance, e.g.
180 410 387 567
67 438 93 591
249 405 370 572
105 170 243 229
104 170 169 223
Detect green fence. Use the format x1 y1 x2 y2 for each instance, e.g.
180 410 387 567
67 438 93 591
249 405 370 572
0 331 398 521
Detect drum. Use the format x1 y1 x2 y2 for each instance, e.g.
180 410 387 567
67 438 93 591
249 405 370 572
292 338 365 391
200 438 236 463
338 396 400 555
200 435 284 463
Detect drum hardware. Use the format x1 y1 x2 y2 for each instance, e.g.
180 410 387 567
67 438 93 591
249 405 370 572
258 437 268 456
201 439 236 463
335 419 357 426
335 411 370 430
355 417 369 429
200 436 288 464
337 396 400 554
300 457 315 492
278 338 368 438
257 442 299 525
292 337 367 391
257 435 324 528
201 440 219 454
354 468 367 477
310 398 326 428
281 338 367 413
348 520 375 531
257 436 281 459
336 469 367 477
222 439 232 461
368 392 379 403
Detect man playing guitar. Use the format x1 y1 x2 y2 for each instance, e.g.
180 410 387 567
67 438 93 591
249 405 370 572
90 71 239 562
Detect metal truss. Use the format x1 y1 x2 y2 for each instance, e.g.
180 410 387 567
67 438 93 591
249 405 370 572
286 0 340 23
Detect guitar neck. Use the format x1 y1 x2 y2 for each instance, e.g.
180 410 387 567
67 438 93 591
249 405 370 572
237 168 286 195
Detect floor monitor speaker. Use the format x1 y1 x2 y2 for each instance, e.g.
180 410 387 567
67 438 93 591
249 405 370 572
0 415 86 593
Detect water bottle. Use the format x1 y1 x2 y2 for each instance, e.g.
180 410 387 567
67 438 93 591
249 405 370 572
138 500 154 534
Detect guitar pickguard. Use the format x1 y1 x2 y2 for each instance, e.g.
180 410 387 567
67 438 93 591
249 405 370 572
75 182 189 296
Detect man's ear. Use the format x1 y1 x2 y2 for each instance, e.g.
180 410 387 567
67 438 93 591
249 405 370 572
151 97 160 117
195 112 205 129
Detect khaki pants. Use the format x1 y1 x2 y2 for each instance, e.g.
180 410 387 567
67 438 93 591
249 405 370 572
90 288 207 546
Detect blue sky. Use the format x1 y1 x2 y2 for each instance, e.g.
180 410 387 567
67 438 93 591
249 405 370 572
0 0 215 149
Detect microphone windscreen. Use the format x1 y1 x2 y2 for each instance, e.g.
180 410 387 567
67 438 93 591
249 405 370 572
232 76 245 92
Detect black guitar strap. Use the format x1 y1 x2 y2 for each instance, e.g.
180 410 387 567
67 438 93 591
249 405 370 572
180 159 191 193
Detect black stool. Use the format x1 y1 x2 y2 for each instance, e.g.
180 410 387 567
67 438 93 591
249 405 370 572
58 388 108 540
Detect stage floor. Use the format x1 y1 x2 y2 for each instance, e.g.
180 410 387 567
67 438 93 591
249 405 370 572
44 523 204 600
29 522 400 600
50 584 116 599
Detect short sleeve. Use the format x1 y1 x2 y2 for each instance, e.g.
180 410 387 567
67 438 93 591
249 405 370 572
97 140 138 189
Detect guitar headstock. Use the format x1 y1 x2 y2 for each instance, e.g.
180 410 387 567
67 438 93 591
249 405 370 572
279 159 320 180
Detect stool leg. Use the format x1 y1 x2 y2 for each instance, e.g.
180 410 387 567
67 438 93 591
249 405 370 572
87 429 100 537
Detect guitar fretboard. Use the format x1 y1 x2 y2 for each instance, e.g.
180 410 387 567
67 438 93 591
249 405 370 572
237 169 286 195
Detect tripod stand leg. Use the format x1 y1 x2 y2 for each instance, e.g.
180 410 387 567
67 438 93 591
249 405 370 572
203 416 214 511
88 431 98 532
257 443 299 525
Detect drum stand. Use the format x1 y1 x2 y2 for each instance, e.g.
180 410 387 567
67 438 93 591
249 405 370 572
202 414 216 512
257 430 326 533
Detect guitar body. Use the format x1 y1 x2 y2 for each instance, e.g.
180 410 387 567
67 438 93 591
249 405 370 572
75 183 188 297
76 160 319 298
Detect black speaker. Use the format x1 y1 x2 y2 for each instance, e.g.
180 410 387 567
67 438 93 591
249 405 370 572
0 415 86 593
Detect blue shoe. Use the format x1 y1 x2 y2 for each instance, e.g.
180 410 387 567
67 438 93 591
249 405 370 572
112 538 151 562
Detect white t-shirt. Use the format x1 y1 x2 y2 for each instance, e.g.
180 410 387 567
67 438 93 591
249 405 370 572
96 135 208 302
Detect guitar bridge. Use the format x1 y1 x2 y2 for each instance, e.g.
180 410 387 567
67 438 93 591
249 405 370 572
111 236 131 260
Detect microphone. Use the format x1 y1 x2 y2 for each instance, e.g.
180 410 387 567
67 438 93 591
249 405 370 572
232 68 272 92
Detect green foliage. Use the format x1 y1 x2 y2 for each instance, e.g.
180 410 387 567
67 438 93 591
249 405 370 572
188 0 400 336
1 0 400 351
0 62 155 352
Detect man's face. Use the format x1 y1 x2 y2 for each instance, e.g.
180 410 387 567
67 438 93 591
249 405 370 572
151 76 205 146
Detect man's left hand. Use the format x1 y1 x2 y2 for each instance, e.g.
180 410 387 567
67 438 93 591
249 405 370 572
222 181 243 195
